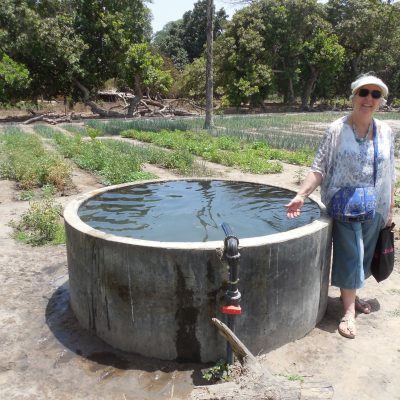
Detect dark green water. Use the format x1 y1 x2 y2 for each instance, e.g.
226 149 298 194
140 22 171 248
78 180 320 242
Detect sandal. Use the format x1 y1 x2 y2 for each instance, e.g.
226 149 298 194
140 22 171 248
338 314 356 339
355 296 371 314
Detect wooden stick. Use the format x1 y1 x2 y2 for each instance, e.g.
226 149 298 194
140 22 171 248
211 318 257 364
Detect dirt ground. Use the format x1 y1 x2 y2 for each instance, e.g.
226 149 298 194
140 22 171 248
1 122 400 400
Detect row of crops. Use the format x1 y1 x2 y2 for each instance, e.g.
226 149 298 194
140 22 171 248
82 111 400 151
83 113 329 151
32 125 210 185
2 112 399 191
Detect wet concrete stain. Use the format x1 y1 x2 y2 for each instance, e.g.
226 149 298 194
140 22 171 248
53 349 75 368
174 264 201 362
206 260 216 284
104 295 111 330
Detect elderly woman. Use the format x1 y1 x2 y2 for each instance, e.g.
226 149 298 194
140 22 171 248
286 74 395 339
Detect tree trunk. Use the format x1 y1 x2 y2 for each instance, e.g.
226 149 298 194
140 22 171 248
127 76 143 117
288 77 295 105
301 67 318 110
73 79 126 118
351 54 361 77
204 0 214 129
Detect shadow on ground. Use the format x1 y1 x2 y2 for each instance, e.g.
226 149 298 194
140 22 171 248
45 282 209 386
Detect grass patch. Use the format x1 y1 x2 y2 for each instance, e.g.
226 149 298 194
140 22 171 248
10 197 65 246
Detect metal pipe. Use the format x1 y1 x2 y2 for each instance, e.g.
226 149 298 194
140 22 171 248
221 222 241 364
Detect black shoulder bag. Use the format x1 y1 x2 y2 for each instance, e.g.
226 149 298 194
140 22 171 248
371 223 395 282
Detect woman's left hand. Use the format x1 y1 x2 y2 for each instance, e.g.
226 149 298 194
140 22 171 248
285 195 305 218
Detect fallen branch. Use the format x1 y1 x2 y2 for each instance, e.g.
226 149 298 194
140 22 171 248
23 114 48 124
22 113 74 125
173 109 200 117
211 318 256 364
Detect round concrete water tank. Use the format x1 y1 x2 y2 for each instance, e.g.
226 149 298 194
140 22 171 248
64 179 332 362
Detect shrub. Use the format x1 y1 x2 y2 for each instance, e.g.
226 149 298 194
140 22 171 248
11 198 65 246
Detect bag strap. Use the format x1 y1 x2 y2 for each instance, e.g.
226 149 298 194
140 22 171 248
373 120 378 186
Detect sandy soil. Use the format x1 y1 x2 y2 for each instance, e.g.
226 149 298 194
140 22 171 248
1 124 400 400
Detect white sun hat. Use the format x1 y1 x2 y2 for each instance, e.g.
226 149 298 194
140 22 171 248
351 75 389 97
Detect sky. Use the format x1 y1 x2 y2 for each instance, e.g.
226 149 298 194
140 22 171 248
148 0 245 33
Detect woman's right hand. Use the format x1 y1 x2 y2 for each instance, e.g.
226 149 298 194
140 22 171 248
285 195 305 218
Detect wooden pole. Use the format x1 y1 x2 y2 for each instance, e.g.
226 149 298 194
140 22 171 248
204 0 214 129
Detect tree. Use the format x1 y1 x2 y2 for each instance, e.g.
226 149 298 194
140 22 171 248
213 0 345 108
299 28 345 109
214 4 271 107
0 54 31 103
0 0 157 108
352 0 400 102
325 0 384 92
152 0 227 69
152 21 189 70
72 0 152 92
177 58 208 102
0 0 85 100
122 43 173 116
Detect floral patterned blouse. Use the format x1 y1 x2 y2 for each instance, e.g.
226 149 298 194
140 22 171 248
311 116 395 225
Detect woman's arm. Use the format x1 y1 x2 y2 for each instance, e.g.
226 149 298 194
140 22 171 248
285 171 323 218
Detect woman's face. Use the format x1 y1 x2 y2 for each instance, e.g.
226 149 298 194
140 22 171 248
352 84 382 117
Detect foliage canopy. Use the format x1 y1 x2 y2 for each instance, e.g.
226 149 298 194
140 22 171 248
0 0 399 108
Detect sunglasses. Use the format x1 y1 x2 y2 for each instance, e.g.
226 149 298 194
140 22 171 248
357 88 382 99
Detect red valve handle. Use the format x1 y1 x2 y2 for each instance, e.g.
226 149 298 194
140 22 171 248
222 305 242 315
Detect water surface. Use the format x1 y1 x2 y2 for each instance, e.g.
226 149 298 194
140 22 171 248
78 180 320 242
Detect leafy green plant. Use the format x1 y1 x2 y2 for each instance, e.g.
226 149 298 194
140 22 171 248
42 183 57 198
294 167 306 185
87 127 101 140
16 190 34 201
202 360 232 383
164 149 194 173
53 133 157 184
10 197 65 246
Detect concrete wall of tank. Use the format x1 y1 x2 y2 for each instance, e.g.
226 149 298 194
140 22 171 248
64 180 332 363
